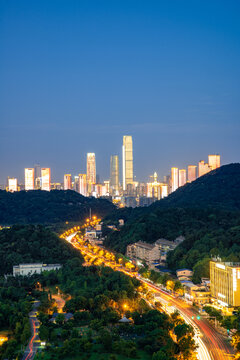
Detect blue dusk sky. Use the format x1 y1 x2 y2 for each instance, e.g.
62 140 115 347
1 0 240 184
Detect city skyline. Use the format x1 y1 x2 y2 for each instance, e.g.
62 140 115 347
1 1 239 184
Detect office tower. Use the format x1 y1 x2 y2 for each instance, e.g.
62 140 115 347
104 180 110 195
64 174 72 190
8 178 18 192
122 135 133 191
188 165 197 182
25 168 35 190
208 154 220 170
79 174 87 196
210 261 240 307
198 160 211 177
86 153 96 192
160 184 168 198
171 167 179 192
73 176 79 192
41 168 51 191
34 164 41 189
179 169 187 187
110 155 119 195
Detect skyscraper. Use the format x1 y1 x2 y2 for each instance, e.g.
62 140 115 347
86 153 96 192
25 168 35 190
171 167 179 192
41 168 51 191
208 154 220 170
110 155 119 195
8 178 18 192
64 174 72 190
122 135 133 191
179 169 187 187
188 165 197 182
198 160 211 177
79 174 87 196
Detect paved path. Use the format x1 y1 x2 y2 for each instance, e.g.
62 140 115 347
22 300 40 360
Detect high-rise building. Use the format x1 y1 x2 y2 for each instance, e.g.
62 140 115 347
86 153 96 192
160 184 168 198
198 160 211 177
179 169 187 187
110 155 119 195
73 176 79 192
79 174 87 196
8 178 18 192
210 261 240 307
208 154 221 170
41 168 51 191
171 167 179 192
64 174 72 190
122 135 133 191
188 165 197 182
25 168 35 190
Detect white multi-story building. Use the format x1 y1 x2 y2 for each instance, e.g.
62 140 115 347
13 263 62 277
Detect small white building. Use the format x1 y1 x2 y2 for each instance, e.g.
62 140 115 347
13 263 62 277
176 269 193 280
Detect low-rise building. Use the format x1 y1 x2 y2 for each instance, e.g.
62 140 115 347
210 260 240 307
126 241 160 264
176 269 193 281
13 263 62 277
181 281 210 305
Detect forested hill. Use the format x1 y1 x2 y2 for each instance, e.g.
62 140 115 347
0 225 83 275
156 163 240 210
0 189 115 225
103 164 240 281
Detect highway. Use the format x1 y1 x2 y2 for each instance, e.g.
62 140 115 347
65 230 235 360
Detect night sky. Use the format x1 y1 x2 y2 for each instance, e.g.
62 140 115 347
1 0 240 184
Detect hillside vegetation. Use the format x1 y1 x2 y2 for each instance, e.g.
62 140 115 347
0 189 115 225
103 164 240 281
0 225 83 275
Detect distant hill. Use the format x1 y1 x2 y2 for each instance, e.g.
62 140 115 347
0 189 115 225
156 163 240 211
103 163 240 282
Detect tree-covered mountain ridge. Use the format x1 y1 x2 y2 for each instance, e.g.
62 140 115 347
103 163 240 281
0 189 115 225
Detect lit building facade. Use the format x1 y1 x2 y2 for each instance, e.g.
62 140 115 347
208 154 220 170
25 168 35 190
79 174 87 196
122 135 133 191
171 167 179 192
87 153 96 192
198 160 211 177
8 178 18 192
110 155 119 195
188 165 197 182
210 261 240 307
34 164 41 189
179 169 187 187
41 168 51 191
64 174 72 190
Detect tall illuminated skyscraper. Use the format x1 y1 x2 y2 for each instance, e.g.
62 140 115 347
110 155 119 195
208 154 220 170
79 174 87 196
25 168 35 190
41 168 51 191
198 160 211 177
86 153 96 192
8 178 18 192
34 164 41 189
179 169 187 187
122 135 133 191
188 165 197 182
64 174 72 190
171 167 179 192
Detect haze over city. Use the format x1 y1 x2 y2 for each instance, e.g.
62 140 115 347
1 0 240 183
